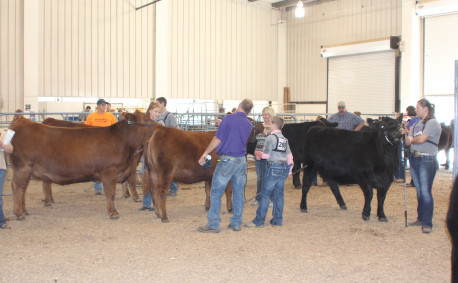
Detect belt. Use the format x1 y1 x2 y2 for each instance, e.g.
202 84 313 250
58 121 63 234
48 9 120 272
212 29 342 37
268 161 287 164
413 150 435 157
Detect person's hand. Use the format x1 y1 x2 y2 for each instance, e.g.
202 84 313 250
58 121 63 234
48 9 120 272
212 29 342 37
288 164 293 177
255 151 263 160
198 154 206 165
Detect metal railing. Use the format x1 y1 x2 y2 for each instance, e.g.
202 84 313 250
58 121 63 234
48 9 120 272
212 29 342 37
0 111 397 129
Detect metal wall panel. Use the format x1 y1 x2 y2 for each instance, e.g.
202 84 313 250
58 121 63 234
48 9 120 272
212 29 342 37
0 0 24 112
0 0 155 111
167 0 279 102
286 0 401 104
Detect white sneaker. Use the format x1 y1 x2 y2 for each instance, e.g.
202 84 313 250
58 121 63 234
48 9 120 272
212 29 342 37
269 200 273 207
251 200 259 206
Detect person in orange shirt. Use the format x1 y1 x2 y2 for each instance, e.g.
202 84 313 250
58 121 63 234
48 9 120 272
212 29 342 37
85 99 117 195
85 99 117 127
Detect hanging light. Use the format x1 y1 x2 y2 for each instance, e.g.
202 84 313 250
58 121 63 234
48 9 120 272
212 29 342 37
295 1 305 18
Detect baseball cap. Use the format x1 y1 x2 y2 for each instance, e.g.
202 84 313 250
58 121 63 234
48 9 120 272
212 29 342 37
219 106 225 111
97 99 108 105
337 101 346 108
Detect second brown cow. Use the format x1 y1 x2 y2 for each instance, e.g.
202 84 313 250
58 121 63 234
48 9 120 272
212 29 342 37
144 125 236 222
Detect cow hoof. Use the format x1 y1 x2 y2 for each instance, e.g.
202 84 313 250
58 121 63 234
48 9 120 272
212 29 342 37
16 215 25 221
133 198 140 203
161 218 169 223
205 207 210 212
340 205 347 210
110 215 120 220
378 217 388 222
44 203 52 207
228 208 233 213
294 186 301 189
362 215 370 221
300 208 309 213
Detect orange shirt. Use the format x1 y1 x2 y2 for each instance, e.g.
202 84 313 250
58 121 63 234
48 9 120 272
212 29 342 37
85 111 117 127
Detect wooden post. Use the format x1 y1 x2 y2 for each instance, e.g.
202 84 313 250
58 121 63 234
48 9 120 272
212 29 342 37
284 87 290 113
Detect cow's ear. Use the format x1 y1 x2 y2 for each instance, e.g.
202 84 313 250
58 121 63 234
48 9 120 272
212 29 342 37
367 118 374 126
396 113 403 124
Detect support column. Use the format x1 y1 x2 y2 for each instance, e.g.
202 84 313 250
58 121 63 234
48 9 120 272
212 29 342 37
155 0 168 99
23 0 41 112
400 0 422 110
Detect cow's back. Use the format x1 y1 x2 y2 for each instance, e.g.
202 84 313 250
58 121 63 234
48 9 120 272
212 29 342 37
42 118 93 128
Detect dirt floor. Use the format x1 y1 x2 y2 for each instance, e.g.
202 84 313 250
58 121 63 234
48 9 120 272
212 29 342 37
0 167 454 283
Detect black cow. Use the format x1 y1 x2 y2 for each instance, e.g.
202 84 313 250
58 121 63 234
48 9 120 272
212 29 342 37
439 123 453 170
447 176 458 283
282 118 338 188
299 116 402 221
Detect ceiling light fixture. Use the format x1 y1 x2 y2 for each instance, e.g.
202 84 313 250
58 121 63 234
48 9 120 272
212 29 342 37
295 1 305 18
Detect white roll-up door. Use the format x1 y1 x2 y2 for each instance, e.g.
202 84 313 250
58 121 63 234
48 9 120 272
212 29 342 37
327 51 396 116
424 14 458 96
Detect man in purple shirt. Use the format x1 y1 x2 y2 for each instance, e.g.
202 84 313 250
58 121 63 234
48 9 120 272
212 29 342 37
197 99 254 233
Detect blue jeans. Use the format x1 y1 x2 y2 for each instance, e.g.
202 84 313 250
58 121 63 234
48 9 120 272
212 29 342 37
253 162 289 226
409 154 437 228
169 181 179 194
94 181 103 192
207 156 247 229
395 141 405 180
0 169 6 225
255 159 267 201
143 191 152 208
143 181 178 208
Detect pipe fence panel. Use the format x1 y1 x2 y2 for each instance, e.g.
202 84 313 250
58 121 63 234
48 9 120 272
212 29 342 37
0 111 397 129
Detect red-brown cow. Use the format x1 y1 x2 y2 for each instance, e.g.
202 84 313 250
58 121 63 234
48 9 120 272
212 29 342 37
8 111 153 219
144 123 256 222
41 117 141 203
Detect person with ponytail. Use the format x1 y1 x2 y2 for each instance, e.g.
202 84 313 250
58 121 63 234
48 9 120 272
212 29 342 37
404 98 442 234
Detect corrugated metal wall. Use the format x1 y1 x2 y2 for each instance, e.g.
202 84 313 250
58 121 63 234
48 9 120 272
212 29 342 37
0 0 24 112
0 0 155 113
287 0 402 103
167 0 279 102
41 0 155 99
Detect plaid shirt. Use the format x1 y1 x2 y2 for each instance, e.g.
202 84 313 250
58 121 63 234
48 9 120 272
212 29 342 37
328 111 364 130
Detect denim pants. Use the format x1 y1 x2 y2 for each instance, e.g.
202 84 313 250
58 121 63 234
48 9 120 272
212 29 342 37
207 156 247 229
409 154 437 228
0 169 6 225
255 159 267 201
143 191 152 208
252 162 288 226
143 181 179 207
94 181 103 192
168 181 179 194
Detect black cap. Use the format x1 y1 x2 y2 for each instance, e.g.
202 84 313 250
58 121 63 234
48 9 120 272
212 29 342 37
97 99 108 105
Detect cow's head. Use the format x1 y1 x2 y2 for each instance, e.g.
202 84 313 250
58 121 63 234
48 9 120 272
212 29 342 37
247 117 261 144
368 117 402 145
122 110 153 127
